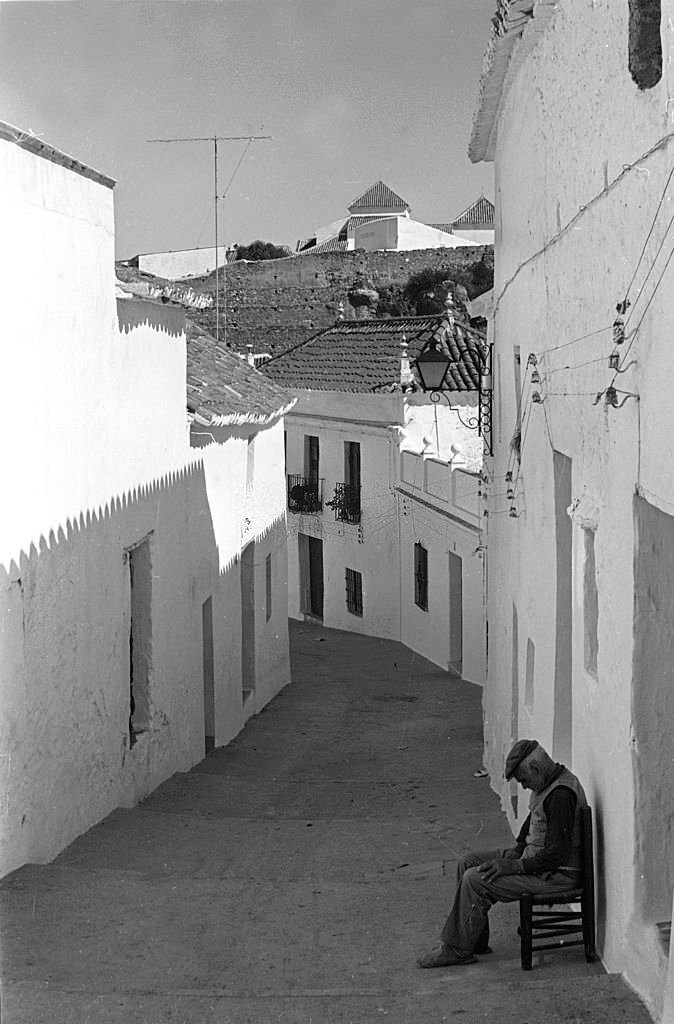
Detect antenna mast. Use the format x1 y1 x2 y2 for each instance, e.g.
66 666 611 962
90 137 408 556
147 134 271 343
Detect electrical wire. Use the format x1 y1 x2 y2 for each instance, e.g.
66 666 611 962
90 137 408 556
194 200 215 250
623 162 674 303
543 355 609 375
624 204 674 329
542 401 555 451
612 237 674 384
536 324 613 359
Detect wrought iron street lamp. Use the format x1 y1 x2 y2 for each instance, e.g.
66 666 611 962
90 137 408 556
414 338 494 457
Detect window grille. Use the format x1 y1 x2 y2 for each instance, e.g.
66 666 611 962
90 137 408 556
345 567 363 616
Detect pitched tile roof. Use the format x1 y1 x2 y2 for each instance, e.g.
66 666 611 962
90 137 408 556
451 196 495 228
186 320 297 426
301 235 349 254
348 181 410 213
260 314 485 394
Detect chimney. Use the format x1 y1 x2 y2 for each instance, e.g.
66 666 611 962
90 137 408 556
400 335 414 390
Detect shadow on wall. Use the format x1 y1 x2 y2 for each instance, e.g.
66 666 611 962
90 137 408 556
0 455 285 876
593 798 607 954
116 294 184 338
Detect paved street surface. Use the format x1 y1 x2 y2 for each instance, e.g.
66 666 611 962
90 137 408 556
1 622 652 1023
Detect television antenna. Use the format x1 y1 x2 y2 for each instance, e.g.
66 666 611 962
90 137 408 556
147 134 271 343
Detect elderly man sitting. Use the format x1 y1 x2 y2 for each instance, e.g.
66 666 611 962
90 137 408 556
417 739 587 968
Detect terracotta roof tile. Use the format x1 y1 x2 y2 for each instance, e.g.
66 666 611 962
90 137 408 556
186 320 296 425
260 315 485 393
451 196 495 228
298 235 349 254
348 181 410 213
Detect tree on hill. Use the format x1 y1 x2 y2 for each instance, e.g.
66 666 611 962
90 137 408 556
235 240 288 261
401 259 494 315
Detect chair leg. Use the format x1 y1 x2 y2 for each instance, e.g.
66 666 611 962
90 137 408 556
519 895 533 970
582 893 596 962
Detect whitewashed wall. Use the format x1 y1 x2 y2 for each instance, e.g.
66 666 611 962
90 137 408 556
138 246 232 280
285 392 402 640
481 1 674 1015
398 454 484 684
354 216 478 251
284 391 486 683
0 135 290 878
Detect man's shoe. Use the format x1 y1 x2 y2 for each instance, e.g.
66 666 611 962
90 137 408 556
417 945 477 968
474 943 493 954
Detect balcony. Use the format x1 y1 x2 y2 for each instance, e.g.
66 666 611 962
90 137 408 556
327 483 361 524
287 474 323 514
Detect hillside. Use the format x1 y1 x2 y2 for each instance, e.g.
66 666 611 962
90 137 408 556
186 245 493 356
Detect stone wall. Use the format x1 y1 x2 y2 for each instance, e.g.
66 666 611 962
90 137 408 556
188 246 493 356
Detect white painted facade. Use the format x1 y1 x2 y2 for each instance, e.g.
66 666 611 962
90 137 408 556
354 216 479 252
0 127 290 878
284 391 485 683
135 245 235 280
398 453 484 685
469 2 674 1017
450 227 495 245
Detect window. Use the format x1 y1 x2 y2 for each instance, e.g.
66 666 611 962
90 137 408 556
628 0 662 90
414 542 428 611
345 568 363 616
304 435 319 483
345 440 361 492
328 441 361 523
265 552 272 622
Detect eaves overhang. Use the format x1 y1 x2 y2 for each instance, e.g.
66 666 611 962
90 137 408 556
469 0 559 164
187 395 298 428
0 120 116 188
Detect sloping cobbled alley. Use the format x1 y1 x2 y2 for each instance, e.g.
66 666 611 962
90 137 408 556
1 622 652 1023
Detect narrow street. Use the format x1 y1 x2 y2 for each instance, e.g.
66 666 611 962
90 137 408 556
1 623 650 1023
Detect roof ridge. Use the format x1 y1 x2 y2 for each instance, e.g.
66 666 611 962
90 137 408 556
261 323 336 365
348 180 410 212
451 195 495 226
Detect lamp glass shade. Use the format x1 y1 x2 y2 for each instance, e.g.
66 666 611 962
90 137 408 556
415 344 450 391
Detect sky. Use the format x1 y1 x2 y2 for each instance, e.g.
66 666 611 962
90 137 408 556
0 0 495 259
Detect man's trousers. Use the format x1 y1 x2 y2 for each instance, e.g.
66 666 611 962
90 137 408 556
440 848 580 955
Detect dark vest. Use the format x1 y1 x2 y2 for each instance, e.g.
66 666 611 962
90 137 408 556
522 766 587 872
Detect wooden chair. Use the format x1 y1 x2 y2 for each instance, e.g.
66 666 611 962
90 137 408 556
519 805 597 970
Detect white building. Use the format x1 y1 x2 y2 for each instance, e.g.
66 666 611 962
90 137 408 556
431 195 495 246
262 310 487 685
128 244 237 280
296 180 480 254
0 122 295 878
469 2 674 1018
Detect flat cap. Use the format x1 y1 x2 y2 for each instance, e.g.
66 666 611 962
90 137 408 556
505 739 539 780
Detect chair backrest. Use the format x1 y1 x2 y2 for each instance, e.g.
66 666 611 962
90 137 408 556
580 806 594 901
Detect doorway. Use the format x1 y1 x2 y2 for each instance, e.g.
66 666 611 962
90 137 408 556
202 596 215 752
241 540 256 701
298 533 324 619
448 550 463 676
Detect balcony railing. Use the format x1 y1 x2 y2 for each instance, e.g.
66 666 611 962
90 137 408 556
327 483 361 524
287 474 323 514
